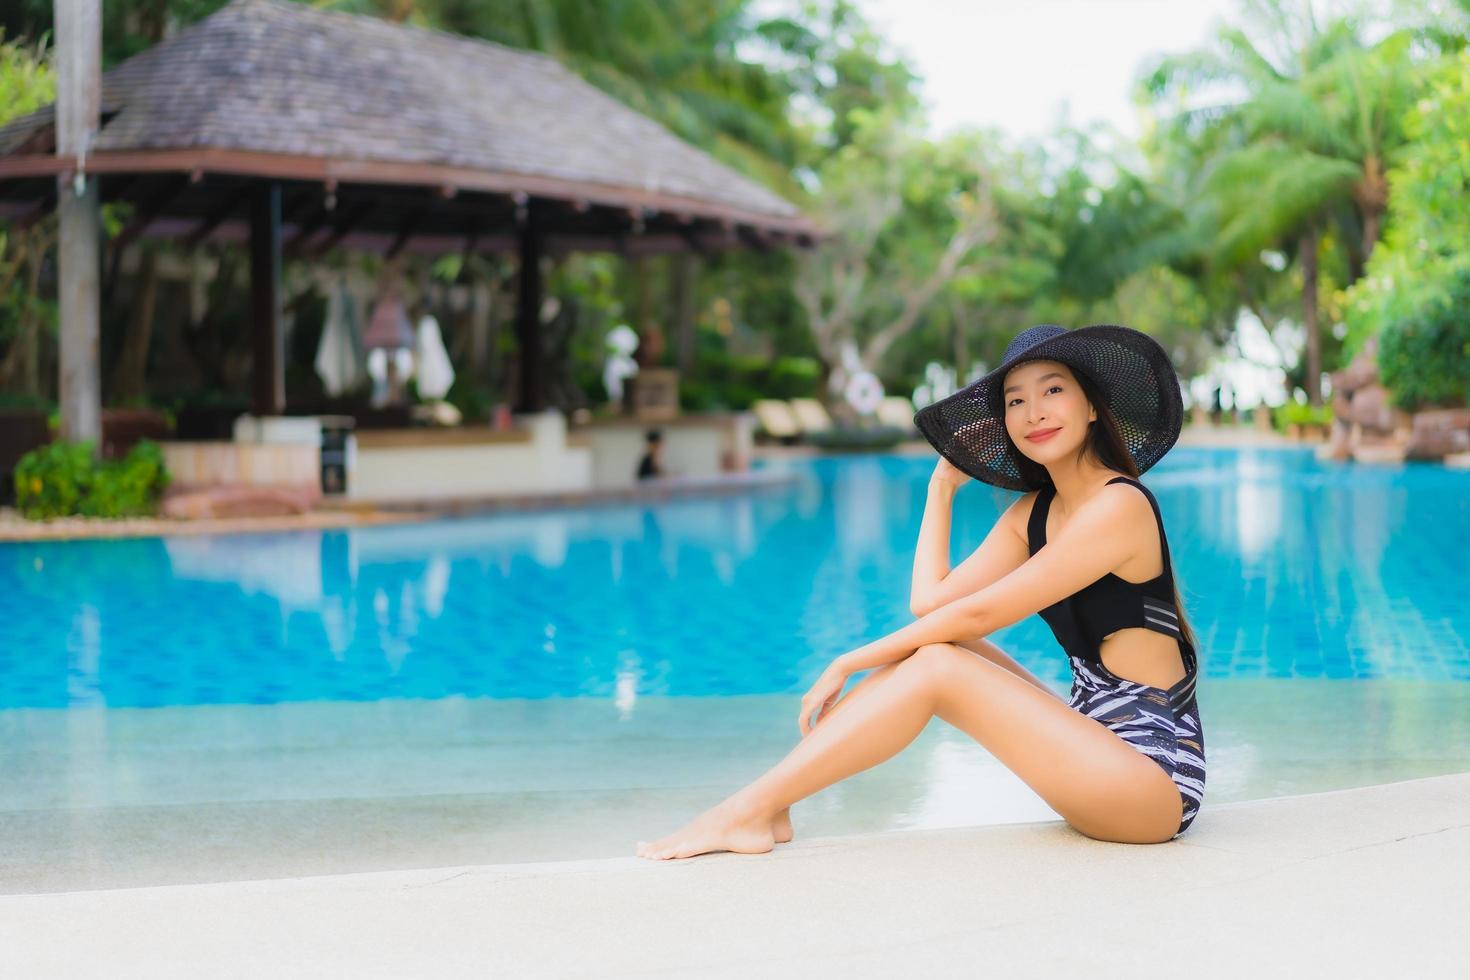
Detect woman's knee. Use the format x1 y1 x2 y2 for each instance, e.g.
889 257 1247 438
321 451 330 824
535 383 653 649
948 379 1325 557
903 642 964 680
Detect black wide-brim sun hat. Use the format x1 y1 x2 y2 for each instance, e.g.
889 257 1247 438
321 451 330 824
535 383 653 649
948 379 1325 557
913 323 1184 491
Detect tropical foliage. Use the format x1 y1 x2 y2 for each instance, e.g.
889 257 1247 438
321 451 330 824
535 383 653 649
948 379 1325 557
0 0 1464 416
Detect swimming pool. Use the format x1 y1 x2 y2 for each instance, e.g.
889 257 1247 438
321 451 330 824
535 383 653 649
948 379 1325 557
3 446 1469 891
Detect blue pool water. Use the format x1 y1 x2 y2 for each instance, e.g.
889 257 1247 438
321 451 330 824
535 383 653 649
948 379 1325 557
3 445 1469 710
6 444 1470 893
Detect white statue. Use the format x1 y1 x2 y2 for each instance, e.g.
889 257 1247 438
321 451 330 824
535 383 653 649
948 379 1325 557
603 324 640 402
912 361 958 410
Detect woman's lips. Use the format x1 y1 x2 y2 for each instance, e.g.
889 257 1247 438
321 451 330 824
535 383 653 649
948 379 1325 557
1026 427 1061 443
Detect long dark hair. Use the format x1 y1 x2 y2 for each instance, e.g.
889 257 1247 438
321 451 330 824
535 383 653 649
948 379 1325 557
1006 364 1200 654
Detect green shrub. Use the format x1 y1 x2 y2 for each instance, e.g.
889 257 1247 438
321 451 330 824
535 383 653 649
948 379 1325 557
14 440 94 519
445 377 497 423
13 439 170 520
765 356 822 399
84 440 170 518
678 352 823 410
1271 402 1334 433
1376 270 1470 411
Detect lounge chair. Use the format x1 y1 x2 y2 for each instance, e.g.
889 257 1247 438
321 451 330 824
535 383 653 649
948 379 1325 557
876 396 918 435
789 398 835 437
752 399 801 444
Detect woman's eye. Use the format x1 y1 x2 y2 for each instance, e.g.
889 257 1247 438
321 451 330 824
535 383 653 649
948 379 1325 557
1009 386 1060 407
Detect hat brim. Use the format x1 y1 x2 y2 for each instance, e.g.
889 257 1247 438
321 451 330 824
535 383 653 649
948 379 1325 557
912 323 1183 491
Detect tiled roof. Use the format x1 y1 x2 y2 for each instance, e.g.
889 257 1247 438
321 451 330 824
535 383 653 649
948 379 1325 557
0 0 805 227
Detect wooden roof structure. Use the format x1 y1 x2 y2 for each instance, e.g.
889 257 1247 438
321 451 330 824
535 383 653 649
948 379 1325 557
1 0 818 416
0 0 817 254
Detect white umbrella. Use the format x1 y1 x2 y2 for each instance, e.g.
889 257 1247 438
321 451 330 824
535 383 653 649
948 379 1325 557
314 283 367 396
414 314 456 400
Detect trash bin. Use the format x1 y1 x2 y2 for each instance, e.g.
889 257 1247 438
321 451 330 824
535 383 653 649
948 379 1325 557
319 415 355 495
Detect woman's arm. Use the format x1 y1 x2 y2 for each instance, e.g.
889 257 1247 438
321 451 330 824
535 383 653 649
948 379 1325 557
838 482 1151 675
910 476 959 614
911 494 1033 617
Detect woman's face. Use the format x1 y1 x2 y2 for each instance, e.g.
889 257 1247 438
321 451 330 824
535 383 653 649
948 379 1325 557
1001 359 1096 466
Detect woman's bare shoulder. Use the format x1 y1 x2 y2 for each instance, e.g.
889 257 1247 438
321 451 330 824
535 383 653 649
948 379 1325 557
1002 489 1042 542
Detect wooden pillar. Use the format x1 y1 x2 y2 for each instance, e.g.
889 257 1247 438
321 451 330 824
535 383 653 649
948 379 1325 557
671 252 698 375
250 182 284 416
514 202 545 413
55 0 102 447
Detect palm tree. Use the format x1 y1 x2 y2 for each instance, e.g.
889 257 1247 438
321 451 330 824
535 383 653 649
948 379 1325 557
1137 0 1421 404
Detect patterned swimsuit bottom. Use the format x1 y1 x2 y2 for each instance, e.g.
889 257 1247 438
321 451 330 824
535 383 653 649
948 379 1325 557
1066 655 1207 838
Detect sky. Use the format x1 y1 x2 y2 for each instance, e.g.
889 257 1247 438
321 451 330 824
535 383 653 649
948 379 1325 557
856 0 1242 143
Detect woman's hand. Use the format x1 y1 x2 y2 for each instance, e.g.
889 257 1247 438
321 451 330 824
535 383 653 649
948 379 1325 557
931 456 971 492
798 662 851 737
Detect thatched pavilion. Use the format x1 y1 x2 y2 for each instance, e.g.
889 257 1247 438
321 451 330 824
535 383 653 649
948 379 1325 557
0 0 817 419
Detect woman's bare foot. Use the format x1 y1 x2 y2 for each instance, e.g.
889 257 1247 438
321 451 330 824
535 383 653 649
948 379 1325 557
635 800 776 860
773 807 793 844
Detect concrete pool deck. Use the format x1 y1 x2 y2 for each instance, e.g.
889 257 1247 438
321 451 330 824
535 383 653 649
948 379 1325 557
4 771 1465 978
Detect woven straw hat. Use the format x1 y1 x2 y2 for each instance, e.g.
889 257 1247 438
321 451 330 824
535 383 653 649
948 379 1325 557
912 323 1184 491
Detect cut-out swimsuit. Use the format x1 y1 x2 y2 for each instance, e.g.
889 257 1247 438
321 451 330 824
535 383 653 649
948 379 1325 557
1028 475 1206 838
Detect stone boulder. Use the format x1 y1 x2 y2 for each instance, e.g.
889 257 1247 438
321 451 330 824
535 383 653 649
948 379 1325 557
1407 409 1470 460
1330 336 1380 395
1346 384 1412 434
161 485 318 519
1352 438 1409 465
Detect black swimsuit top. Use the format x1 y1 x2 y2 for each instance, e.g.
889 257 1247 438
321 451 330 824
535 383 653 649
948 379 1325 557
1027 475 1199 713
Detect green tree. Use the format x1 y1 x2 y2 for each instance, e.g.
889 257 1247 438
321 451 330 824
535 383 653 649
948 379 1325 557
1342 47 1470 408
0 32 57 401
1137 0 1424 404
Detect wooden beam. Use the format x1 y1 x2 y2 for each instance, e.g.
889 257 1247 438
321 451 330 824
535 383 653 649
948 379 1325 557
250 182 284 416
112 174 190 245
12 192 57 230
282 199 333 254
736 224 771 252
514 200 545 413
103 174 191 303
386 208 430 259
0 147 823 239
309 199 376 258
676 222 714 258
98 173 142 204
183 182 256 248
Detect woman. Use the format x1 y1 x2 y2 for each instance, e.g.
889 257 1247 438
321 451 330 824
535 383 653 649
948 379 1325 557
636 323 1204 860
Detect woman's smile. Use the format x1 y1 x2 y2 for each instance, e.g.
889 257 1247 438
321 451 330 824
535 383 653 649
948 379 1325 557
1026 426 1062 443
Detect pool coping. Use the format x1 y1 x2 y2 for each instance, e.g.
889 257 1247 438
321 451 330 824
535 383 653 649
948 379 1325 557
3 770 1465 976
0 425 1313 543
0 468 799 543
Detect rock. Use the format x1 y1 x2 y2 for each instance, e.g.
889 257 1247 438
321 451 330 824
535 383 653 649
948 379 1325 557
1352 439 1408 465
161 485 318 519
1330 342 1379 395
1320 420 1353 461
1406 408 1470 459
1347 384 1412 435
1446 451 1470 470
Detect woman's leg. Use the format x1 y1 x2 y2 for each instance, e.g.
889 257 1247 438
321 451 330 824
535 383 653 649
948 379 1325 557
636 655 938 859
636 643 1182 860
770 661 903 841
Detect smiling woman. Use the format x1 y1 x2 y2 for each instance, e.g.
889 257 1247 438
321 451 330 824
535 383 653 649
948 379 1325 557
635 322 1206 861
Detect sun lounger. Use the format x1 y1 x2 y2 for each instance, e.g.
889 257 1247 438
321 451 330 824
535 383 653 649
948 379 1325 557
789 398 835 436
876 396 917 434
752 399 801 442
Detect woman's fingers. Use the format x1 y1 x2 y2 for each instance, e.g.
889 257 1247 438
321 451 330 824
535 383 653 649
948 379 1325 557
798 669 848 736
